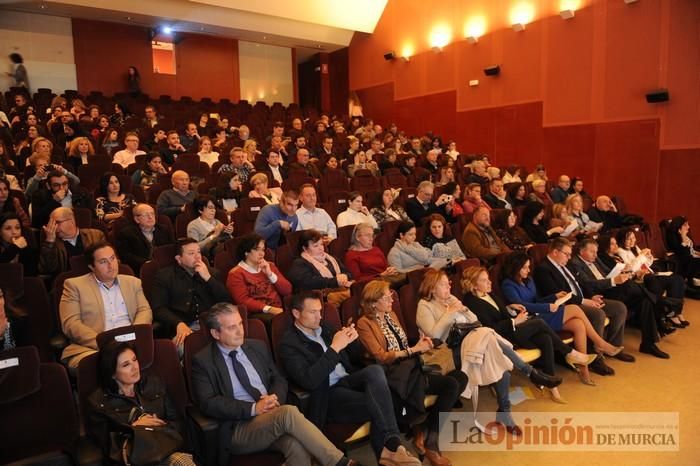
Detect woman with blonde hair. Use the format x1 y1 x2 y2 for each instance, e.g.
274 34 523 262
248 172 282 205
565 193 600 233
243 138 260 165
197 136 220 168
356 279 461 466
66 136 95 172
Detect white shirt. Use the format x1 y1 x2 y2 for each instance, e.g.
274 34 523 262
337 209 378 229
113 149 146 168
296 206 337 239
268 165 283 184
198 151 220 168
95 276 132 330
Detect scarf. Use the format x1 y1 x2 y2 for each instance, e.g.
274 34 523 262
376 312 408 352
301 251 342 278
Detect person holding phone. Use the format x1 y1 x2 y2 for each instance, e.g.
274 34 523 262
187 195 234 261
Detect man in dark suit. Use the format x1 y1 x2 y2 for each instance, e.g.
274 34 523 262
533 237 632 375
278 291 421 466
31 170 92 228
483 178 512 210
550 175 571 204
191 303 356 466
115 203 174 274
405 181 450 226
569 239 668 358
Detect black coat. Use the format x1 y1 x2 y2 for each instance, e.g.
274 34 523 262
115 224 174 274
533 257 585 304
462 293 516 340
287 256 351 291
405 198 447 226
30 186 93 228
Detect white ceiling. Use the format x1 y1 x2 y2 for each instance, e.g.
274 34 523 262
0 0 388 62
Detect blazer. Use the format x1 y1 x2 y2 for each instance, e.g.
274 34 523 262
278 321 362 429
31 186 94 229
483 192 509 209
39 228 106 276
115 223 174 274
567 256 615 297
461 222 511 262
191 340 287 466
404 197 446 226
287 256 351 291
356 311 406 365
533 257 584 305
462 293 516 340
60 274 152 361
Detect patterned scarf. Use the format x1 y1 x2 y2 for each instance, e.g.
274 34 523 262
376 312 408 352
301 251 342 278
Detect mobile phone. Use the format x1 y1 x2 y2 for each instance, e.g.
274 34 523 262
346 317 353 326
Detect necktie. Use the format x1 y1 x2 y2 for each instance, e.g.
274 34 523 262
588 262 605 280
561 265 583 296
229 350 262 400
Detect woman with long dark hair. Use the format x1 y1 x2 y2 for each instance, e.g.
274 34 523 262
94 172 135 224
127 66 141 96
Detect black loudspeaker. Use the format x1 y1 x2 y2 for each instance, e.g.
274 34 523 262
384 51 396 61
484 65 501 76
646 89 669 103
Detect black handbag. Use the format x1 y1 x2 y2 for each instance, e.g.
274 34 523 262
112 425 183 466
446 322 481 349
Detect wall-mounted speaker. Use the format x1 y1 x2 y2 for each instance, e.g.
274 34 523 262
383 51 396 61
645 89 669 103
484 65 500 76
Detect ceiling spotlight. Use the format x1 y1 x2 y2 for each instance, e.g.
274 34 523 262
162 26 173 34
466 36 478 44
512 23 525 32
401 56 410 63
560 9 575 19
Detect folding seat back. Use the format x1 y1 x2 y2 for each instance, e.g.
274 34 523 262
232 197 267 236
318 168 350 201
0 346 79 464
527 243 550 267
382 171 408 189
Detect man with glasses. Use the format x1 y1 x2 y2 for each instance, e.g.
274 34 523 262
31 170 92 228
113 132 146 168
59 241 152 371
115 203 175 274
534 237 631 375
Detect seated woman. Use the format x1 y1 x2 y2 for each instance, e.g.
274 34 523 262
243 139 260 166
507 182 528 209
94 172 135 225
461 183 491 215
0 178 29 227
226 234 291 325
322 155 339 173
665 216 700 290
525 164 547 183
356 280 463 466
502 165 522 184
416 269 555 434
461 266 595 403
212 172 243 213
187 195 234 260
549 203 582 238
568 177 593 206
87 341 195 466
441 182 464 218
520 201 563 244
370 188 410 226
65 136 95 172
566 193 601 234
288 229 353 306
435 166 455 187
527 180 554 206
0 213 38 276
388 222 449 273
131 152 168 190
197 136 219 168
347 151 379 178
492 209 533 251
500 252 622 385
611 229 689 327
248 172 282 205
345 223 405 285
337 191 379 229
421 214 466 262
101 128 120 157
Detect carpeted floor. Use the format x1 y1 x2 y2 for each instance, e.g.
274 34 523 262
348 298 700 466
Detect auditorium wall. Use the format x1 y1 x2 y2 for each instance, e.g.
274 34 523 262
348 0 700 227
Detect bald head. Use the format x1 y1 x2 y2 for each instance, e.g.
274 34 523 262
558 175 571 190
51 207 78 239
171 170 190 192
473 206 491 227
596 195 613 211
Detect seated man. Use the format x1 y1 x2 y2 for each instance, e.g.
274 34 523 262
483 178 512 210
405 180 450 226
420 149 440 175
151 238 231 349
550 175 571 204
569 239 668 359
143 105 164 128
289 149 321 180
180 122 200 152
39 207 105 276
159 130 187 165
587 195 628 232
115 203 175 274
464 160 489 186
157 170 196 222
296 184 337 242
279 291 421 466
60 241 152 370
31 169 92 228
254 190 300 249
191 303 357 466
220 147 255 183
462 206 512 263
533 237 633 375
263 150 287 185
288 134 314 161
112 132 146 169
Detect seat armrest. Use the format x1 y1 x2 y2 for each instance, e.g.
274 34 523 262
186 405 219 466
74 436 105 466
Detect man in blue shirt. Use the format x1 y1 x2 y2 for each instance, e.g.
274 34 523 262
254 190 300 249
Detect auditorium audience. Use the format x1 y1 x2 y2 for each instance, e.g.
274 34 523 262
587 195 628 232
483 178 512 210
550 175 571 204
421 213 466 262
525 164 547 183
344 223 404 285
0 212 37 275
370 188 410 225
159 130 186 165
289 148 321 180
566 194 601 233
218 146 255 182
502 165 522 184
527 179 554 207
0 177 29 227
520 201 563 244
406 181 452 226
666 216 700 289
465 160 489 186
197 136 219 168
31 169 92 228
212 171 244 213
131 152 167 189
492 208 533 251
112 132 145 168
187 195 234 259
115 203 174 274
461 183 491 215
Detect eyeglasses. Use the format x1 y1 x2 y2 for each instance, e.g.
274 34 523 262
557 249 572 257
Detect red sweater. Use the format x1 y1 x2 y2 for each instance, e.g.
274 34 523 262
226 263 292 313
344 247 388 282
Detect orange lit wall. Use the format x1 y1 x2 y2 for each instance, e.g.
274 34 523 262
349 0 700 227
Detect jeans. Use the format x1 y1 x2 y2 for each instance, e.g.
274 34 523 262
498 341 532 376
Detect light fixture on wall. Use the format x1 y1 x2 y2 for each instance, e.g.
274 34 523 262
401 56 410 62
466 36 479 44
560 9 575 19
484 65 501 76
510 3 535 31
400 43 414 62
512 22 525 31
383 51 396 61
161 26 173 34
464 16 487 44
429 25 451 52
624 0 639 4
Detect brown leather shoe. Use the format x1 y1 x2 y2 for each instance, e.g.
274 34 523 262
379 446 422 466
412 426 425 455
424 449 451 466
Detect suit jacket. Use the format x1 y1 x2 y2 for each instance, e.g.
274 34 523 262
533 257 584 305
278 321 362 428
483 192 509 209
405 198 446 226
462 293 516 340
567 256 615 297
39 228 106 276
115 224 174 274
461 222 511 262
191 340 288 466
60 274 152 361
31 186 93 228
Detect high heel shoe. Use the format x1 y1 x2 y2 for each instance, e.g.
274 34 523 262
668 316 684 329
594 345 624 357
577 369 596 386
543 387 568 404
659 322 677 336
565 351 598 370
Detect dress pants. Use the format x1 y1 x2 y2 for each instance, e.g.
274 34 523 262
327 365 399 458
230 404 343 466
580 299 626 348
603 282 659 345
511 318 573 376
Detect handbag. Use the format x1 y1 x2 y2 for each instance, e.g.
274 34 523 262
419 345 456 376
111 424 183 466
446 322 481 349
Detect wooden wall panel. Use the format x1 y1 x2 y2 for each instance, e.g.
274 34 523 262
657 149 700 229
